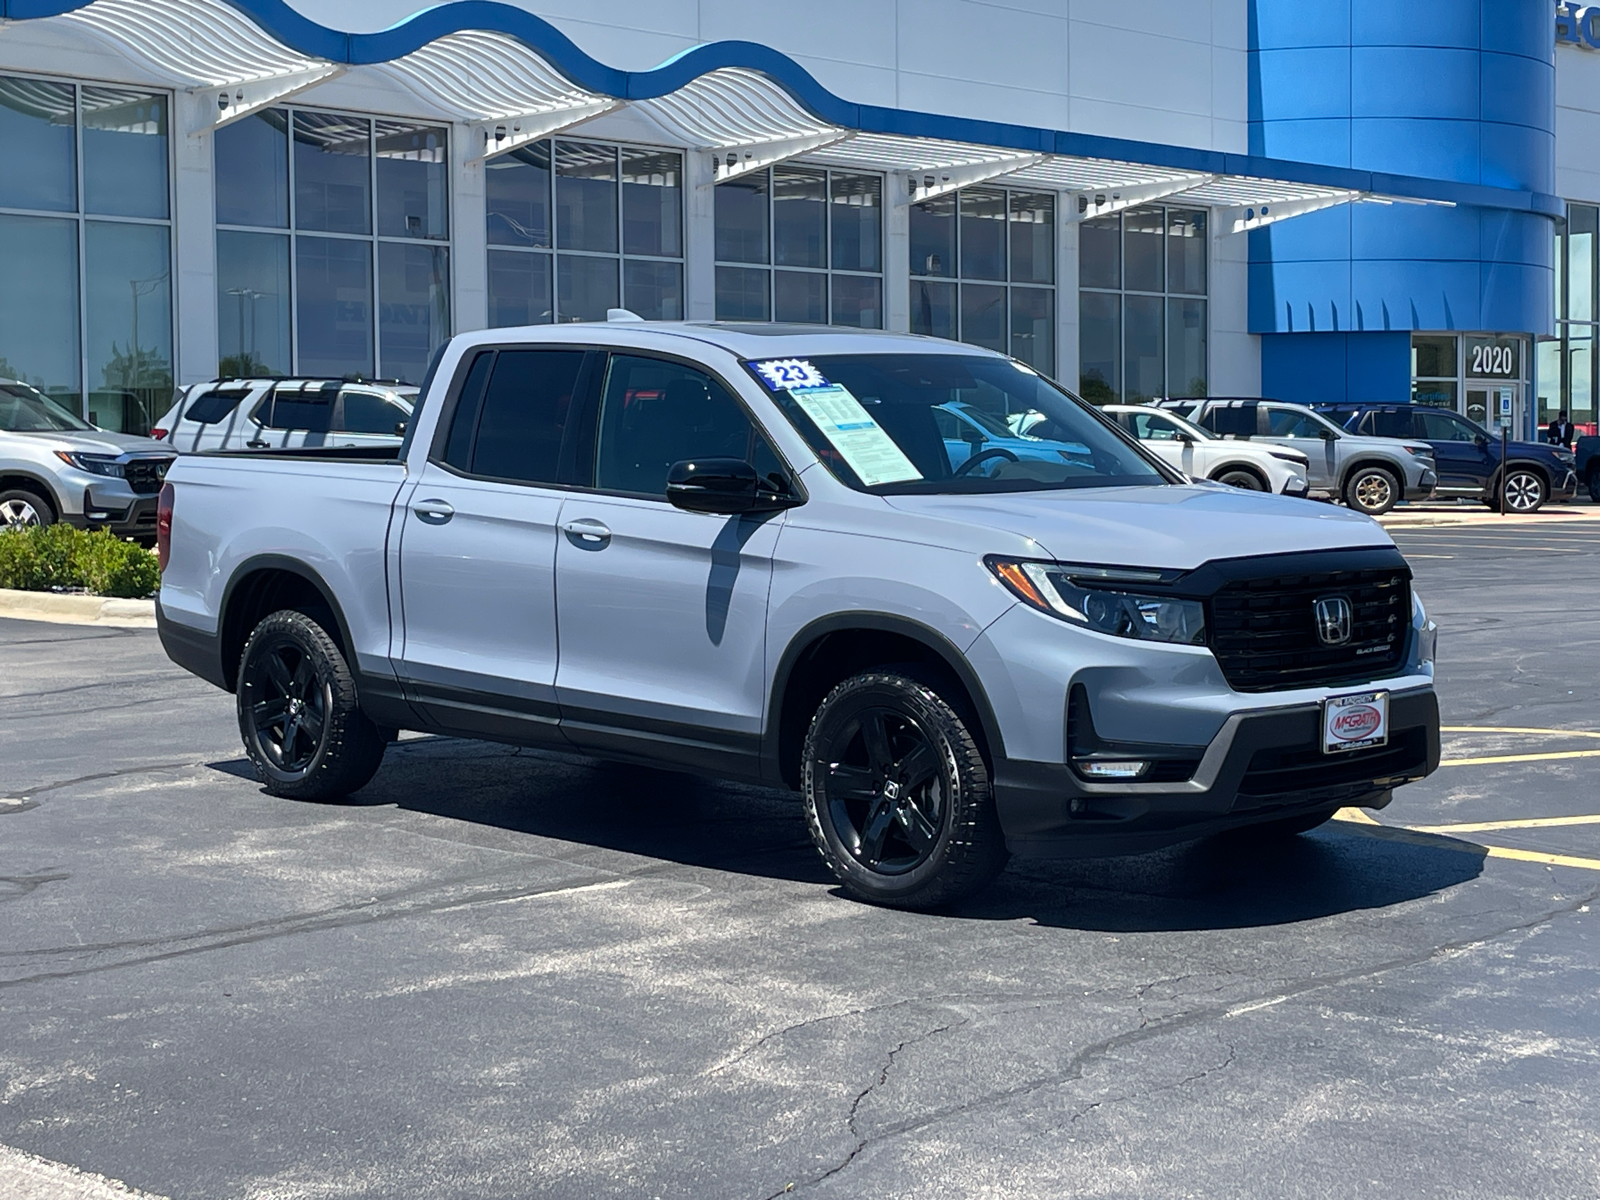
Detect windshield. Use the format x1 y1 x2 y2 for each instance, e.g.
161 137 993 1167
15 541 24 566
0 383 94 432
748 354 1168 495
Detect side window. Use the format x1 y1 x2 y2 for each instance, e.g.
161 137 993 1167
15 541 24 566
463 350 585 484
931 408 963 440
1418 411 1478 442
1133 413 1180 440
1265 407 1323 438
1206 405 1257 438
338 389 411 436
258 387 334 432
594 356 754 497
183 388 250 424
1368 410 1414 439
442 351 494 470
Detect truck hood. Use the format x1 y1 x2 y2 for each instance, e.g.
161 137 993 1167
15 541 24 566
883 484 1392 570
3 429 172 455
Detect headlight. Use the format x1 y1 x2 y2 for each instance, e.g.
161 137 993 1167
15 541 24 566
1267 450 1308 464
987 558 1206 645
54 451 125 477
1404 445 1434 459
1555 449 1576 463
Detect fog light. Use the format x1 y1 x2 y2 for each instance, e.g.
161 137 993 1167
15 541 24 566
1076 760 1149 780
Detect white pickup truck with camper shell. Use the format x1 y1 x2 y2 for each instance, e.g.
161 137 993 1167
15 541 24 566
155 322 1441 909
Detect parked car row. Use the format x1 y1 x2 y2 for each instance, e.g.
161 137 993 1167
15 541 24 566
154 378 417 453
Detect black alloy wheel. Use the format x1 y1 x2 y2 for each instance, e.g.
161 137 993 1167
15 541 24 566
802 670 1008 908
237 609 386 800
1213 467 1267 491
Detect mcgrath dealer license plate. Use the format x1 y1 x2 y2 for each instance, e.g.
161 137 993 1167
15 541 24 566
1323 691 1389 753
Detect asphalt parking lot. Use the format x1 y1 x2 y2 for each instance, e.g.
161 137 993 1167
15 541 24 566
4 515 1600 1199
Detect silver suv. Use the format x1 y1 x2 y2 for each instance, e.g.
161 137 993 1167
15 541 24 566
1160 398 1437 515
0 379 175 538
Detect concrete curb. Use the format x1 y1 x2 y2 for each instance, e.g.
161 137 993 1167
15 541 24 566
0 587 156 628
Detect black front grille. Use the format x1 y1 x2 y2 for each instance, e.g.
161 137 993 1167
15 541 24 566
1208 565 1409 692
124 458 171 495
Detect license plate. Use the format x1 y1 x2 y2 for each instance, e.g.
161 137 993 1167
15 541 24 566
1323 691 1389 754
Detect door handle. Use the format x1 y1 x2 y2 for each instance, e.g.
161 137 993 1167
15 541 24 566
246 438 268 449
413 499 455 525
561 517 611 548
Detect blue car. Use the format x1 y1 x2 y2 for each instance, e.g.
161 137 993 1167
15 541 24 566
933 402 1093 473
1315 402 1576 513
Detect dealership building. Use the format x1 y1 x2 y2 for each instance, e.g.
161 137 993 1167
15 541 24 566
0 0 1590 439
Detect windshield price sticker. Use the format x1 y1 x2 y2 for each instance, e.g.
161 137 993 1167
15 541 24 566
790 383 923 487
753 358 829 392
1323 690 1389 754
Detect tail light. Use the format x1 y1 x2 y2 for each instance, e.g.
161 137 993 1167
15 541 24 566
156 482 174 573
150 427 168 440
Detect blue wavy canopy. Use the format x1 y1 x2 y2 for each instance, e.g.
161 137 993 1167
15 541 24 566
0 0 1561 217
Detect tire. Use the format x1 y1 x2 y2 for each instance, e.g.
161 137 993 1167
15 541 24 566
1212 466 1267 491
236 609 386 800
1343 466 1400 516
0 488 52 529
1588 471 1600 504
1488 468 1547 514
801 669 1008 909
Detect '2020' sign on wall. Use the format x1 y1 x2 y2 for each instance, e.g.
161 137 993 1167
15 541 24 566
1558 3 1600 48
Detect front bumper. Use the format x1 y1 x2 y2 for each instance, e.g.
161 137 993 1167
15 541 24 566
1554 468 1579 501
994 686 1440 858
1404 468 1438 501
62 490 160 537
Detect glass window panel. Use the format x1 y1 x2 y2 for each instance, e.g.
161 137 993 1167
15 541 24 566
595 355 752 496
85 221 172 435
442 351 493 471
1123 294 1164 403
0 77 76 213
830 274 882 329
621 149 681 258
910 194 955 278
773 167 826 268
0 215 79 410
1555 214 1565 323
376 121 448 240
379 242 449 384
487 249 552 327
339 388 411 435
1123 207 1164 293
1009 192 1054 285
1568 204 1596 323
294 111 372 235
715 265 769 320
960 282 1006 352
261 385 333 432
1536 337 1562 428
714 172 769 264
959 188 1006 281
1568 327 1595 428
774 270 825 323
830 172 881 273
910 279 956 340
296 235 372 377
1412 334 1457 379
1010 287 1055 375
82 88 168 219
1079 215 1120 289
486 143 551 248
555 140 617 253
1166 209 1206 295
216 230 290 377
470 349 585 484
215 109 288 228
1167 296 1206 396
1411 379 1458 410
623 259 683 320
1078 290 1119 403
556 253 617 322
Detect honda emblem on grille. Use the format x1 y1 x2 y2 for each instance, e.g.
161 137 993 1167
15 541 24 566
1312 595 1353 646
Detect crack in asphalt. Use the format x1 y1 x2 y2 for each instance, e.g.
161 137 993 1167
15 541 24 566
0 673 190 703
0 761 200 815
768 882 1599 1196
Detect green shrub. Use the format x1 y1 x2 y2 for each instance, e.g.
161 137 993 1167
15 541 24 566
0 525 159 598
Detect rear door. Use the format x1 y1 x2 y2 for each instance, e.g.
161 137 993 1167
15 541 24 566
551 352 788 777
395 346 589 744
240 383 334 450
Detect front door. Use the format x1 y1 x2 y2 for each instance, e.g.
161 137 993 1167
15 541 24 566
1415 407 1494 492
553 353 787 778
1261 405 1337 489
396 346 589 743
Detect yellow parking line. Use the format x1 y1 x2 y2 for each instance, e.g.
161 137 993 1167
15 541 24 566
1409 814 1600 834
1440 749 1600 766
1441 725 1600 737
1332 814 1600 872
1481 845 1600 871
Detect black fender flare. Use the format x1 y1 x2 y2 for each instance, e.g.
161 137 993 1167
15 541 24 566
762 611 1008 787
218 554 360 691
0 469 67 518
1337 458 1405 493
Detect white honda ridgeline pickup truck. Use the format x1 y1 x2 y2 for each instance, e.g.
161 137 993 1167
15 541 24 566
156 322 1440 909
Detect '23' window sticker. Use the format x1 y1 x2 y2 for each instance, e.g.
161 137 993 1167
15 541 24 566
752 359 829 392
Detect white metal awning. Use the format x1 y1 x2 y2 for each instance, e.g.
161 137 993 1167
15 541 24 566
0 0 1460 229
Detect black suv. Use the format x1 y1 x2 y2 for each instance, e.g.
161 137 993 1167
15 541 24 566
1314 403 1576 514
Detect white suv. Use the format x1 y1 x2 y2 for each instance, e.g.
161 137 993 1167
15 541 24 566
1100 405 1310 495
154 379 416 453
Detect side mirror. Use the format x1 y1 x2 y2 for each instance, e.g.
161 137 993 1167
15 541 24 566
666 458 798 515
1320 428 1339 440
962 427 986 447
1474 434 1489 447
